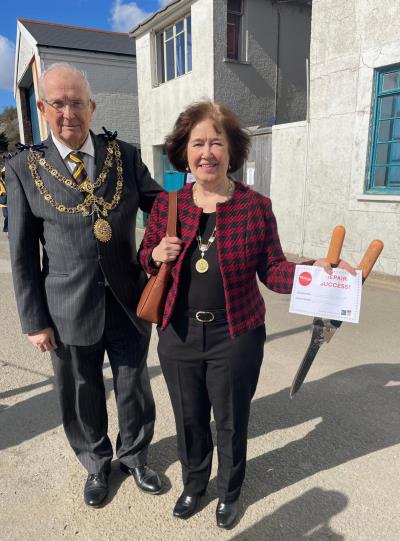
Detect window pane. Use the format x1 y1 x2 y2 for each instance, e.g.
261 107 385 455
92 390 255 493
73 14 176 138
176 19 184 34
388 166 400 186
376 142 400 164
176 32 185 76
373 166 387 186
228 0 242 13
393 118 400 140
382 71 400 92
159 15 192 83
378 120 391 141
380 95 400 119
165 26 173 40
166 39 175 81
227 13 241 59
187 15 192 72
376 143 390 164
227 25 237 59
156 32 165 83
390 142 400 162
377 119 400 142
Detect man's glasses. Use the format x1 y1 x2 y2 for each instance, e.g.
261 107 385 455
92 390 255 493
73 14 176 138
43 99 91 112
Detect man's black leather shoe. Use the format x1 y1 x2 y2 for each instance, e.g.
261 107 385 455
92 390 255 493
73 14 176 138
84 473 109 507
216 500 239 529
173 493 201 519
120 463 161 494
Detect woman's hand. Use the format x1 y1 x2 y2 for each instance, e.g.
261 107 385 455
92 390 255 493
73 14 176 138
152 236 183 265
313 258 357 276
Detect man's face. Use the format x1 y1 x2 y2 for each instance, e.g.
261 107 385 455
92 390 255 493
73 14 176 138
38 69 96 149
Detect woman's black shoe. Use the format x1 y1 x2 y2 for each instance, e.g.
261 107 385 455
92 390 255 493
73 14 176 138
173 492 201 519
216 500 239 529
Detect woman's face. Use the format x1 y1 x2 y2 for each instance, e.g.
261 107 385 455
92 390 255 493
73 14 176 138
187 117 230 186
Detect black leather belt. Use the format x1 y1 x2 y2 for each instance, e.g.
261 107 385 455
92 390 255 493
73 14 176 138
184 309 227 323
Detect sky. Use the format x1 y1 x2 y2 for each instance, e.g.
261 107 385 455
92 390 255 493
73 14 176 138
0 0 169 112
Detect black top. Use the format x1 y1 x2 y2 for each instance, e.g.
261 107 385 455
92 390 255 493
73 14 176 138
176 212 226 310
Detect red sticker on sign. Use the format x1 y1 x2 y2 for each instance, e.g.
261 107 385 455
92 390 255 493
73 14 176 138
299 271 312 286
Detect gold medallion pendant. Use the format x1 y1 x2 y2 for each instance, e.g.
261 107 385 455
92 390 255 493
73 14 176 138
93 218 112 243
195 258 209 273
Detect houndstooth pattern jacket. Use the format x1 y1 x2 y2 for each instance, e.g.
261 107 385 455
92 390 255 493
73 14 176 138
139 182 311 338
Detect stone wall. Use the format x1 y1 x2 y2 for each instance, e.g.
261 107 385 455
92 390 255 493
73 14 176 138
270 0 400 276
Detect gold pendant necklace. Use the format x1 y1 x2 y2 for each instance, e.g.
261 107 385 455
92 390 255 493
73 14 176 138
195 257 209 273
93 217 112 242
195 225 216 273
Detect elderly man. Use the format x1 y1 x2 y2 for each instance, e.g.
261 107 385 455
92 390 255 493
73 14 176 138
6 63 162 507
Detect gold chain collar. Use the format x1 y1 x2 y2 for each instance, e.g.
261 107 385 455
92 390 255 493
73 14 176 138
27 140 124 242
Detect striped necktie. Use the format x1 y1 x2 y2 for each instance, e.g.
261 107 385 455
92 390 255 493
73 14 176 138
69 151 90 187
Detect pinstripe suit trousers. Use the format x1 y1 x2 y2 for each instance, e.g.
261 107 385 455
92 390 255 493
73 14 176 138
50 288 155 474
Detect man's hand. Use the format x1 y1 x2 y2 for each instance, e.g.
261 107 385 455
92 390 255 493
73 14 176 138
27 327 57 352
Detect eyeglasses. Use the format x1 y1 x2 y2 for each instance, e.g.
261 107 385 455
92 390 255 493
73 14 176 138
43 99 91 112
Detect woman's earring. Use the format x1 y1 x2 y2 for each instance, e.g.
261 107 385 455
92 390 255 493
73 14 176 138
228 164 232 171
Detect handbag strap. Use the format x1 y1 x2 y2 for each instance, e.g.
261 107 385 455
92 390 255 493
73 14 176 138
166 191 178 237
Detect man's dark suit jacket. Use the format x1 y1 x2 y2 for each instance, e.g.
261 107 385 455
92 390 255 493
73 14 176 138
6 132 162 346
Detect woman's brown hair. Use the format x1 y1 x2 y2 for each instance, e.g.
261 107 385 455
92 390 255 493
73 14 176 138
165 101 250 173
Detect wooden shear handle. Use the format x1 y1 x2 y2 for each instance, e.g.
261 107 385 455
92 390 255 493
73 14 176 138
358 240 384 279
326 225 346 265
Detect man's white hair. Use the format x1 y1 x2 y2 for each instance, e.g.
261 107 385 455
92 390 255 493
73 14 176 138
38 63 93 100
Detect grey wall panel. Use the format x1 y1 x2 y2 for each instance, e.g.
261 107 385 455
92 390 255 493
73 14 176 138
247 129 272 197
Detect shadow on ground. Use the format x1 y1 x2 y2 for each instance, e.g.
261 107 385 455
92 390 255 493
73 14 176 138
2 349 400 536
230 487 347 540
0 363 162 450
149 362 400 534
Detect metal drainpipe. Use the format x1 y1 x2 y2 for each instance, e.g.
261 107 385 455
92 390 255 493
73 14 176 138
299 57 311 258
274 9 281 123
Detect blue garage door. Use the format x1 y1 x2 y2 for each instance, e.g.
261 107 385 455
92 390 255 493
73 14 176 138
28 85 41 144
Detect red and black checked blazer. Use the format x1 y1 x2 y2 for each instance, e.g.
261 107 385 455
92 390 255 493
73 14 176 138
139 181 308 338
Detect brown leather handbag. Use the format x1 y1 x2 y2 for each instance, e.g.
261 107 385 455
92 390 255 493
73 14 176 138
136 191 178 324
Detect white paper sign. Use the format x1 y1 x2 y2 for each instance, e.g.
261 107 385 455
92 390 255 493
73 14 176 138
289 265 362 323
246 161 255 185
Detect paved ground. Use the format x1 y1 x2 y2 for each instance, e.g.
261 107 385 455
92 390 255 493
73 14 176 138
1 225 400 541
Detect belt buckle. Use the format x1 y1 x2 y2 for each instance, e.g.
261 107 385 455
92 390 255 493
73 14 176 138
195 311 215 323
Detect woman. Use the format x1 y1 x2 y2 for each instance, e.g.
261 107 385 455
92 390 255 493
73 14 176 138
139 101 354 529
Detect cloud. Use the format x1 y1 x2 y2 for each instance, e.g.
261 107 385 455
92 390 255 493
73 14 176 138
0 36 15 91
110 0 153 32
109 0 175 32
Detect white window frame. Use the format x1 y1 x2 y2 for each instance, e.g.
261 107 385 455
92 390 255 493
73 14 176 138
155 14 192 85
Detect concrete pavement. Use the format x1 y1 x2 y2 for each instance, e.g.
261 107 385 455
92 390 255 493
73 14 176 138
1 226 400 541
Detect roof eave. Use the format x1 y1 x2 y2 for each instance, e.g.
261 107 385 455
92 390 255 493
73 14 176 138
36 43 135 57
129 0 191 38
